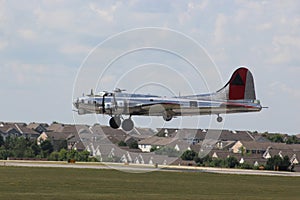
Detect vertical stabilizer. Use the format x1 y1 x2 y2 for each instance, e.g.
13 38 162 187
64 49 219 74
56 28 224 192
216 67 256 100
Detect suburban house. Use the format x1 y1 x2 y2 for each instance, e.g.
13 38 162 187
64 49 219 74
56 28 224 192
27 122 49 133
231 140 300 167
0 122 40 140
138 136 175 152
231 141 271 154
38 123 85 151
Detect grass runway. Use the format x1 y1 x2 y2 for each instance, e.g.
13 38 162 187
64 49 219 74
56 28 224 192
0 166 299 200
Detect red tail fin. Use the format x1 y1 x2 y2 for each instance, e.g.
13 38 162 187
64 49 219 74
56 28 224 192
217 67 256 100
229 67 256 100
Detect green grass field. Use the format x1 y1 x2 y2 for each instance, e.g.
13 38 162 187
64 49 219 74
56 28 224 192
0 166 299 200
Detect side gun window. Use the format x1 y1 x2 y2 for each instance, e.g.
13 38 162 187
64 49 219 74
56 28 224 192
189 101 197 107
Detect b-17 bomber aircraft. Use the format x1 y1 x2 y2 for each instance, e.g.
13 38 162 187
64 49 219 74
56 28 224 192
73 67 262 131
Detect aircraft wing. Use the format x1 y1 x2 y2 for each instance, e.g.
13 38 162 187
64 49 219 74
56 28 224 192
128 101 181 116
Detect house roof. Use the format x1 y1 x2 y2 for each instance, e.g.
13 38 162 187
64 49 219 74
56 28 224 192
138 136 175 146
239 141 300 151
254 135 271 143
176 129 255 142
0 122 40 136
45 132 75 141
130 127 155 137
89 125 131 145
47 123 65 132
27 122 49 129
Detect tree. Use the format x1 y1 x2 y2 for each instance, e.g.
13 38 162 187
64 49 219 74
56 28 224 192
78 150 90 162
40 140 54 158
286 135 299 144
56 140 68 151
209 158 223 167
118 141 127 147
154 146 180 157
181 150 197 161
30 143 41 156
194 155 211 166
0 135 4 146
0 146 12 160
3 136 15 150
128 140 138 149
266 155 290 171
150 146 158 152
49 151 59 161
240 162 253 169
225 156 239 168
280 155 291 171
58 149 68 161
267 134 284 143
239 146 246 156
13 137 29 158
67 149 79 160
24 148 35 158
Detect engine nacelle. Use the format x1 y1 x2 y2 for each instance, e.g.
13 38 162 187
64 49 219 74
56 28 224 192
78 109 86 115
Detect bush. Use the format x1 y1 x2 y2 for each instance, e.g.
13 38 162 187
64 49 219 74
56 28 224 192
265 155 291 171
118 141 127 147
181 150 197 161
128 140 139 149
154 146 180 157
240 162 253 169
209 158 223 167
225 156 239 168
49 151 59 161
78 151 90 162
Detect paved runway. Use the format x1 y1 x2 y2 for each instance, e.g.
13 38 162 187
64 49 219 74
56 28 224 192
1 160 300 176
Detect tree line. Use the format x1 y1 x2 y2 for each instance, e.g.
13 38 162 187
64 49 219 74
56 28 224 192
0 135 97 162
181 150 293 171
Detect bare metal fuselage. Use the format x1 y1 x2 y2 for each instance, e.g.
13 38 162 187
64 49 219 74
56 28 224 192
73 92 262 117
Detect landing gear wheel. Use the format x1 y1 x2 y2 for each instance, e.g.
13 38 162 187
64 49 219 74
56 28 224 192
122 118 134 132
217 115 223 123
109 116 121 129
163 112 173 121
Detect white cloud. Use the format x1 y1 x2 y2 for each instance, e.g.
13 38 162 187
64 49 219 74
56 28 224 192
270 81 300 99
1 63 72 86
59 43 92 56
18 29 37 40
0 40 7 50
11 64 46 84
33 6 75 31
213 14 227 45
265 35 300 64
89 2 121 22
273 35 300 48
256 23 272 31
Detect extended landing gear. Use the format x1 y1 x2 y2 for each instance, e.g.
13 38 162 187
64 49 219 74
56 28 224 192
122 118 134 132
109 116 134 132
216 115 223 123
162 112 173 122
109 116 121 129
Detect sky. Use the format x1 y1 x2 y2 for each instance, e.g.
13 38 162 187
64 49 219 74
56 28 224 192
0 0 299 134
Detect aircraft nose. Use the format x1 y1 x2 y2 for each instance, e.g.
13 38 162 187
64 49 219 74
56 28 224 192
73 98 79 109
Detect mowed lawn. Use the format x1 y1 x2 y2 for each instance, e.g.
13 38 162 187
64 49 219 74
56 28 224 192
0 166 299 200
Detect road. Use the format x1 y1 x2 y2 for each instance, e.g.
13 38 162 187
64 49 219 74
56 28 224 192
1 160 300 176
